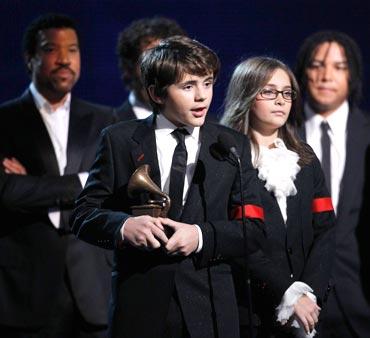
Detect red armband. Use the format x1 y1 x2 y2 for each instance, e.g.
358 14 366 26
312 197 334 213
231 204 264 220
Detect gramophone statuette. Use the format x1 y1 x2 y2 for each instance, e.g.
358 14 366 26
127 164 171 217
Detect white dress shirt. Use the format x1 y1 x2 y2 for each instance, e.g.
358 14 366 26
155 114 200 203
155 114 203 251
30 83 70 228
129 91 153 119
304 101 349 212
29 83 88 228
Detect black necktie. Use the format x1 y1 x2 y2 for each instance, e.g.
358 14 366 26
168 128 188 220
320 121 331 194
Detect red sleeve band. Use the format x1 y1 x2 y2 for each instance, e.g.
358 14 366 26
312 197 334 213
231 204 264 220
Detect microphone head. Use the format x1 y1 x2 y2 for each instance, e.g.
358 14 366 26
217 132 240 158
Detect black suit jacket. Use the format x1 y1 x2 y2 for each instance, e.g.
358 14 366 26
0 90 116 329
114 99 136 121
71 115 265 338
301 107 370 336
236 154 335 332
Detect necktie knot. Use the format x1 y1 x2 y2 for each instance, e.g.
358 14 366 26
320 121 330 133
172 128 188 144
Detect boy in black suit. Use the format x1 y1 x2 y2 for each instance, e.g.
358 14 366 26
72 36 265 338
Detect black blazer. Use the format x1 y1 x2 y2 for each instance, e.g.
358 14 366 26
114 99 136 121
236 153 335 333
300 107 370 337
71 115 265 338
0 90 116 329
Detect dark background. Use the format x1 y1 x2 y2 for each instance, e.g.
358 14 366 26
1 0 370 118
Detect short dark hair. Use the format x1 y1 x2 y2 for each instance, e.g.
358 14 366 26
116 16 186 89
295 30 363 106
140 36 220 113
23 13 79 58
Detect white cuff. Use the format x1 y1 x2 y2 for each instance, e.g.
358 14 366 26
120 218 130 241
276 281 317 337
194 224 203 253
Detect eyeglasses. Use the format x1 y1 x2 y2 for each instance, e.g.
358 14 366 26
259 88 297 101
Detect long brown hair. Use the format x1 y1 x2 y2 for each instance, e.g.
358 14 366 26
221 56 313 166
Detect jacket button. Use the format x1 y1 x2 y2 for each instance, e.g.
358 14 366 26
288 247 293 254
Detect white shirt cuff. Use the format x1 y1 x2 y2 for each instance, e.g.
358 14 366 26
276 281 317 338
48 209 60 229
78 172 89 187
120 218 130 241
194 224 203 253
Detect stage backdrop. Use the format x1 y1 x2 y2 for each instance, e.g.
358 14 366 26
1 0 370 117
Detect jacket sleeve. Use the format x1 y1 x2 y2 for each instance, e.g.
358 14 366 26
301 156 336 304
195 135 265 267
0 171 81 212
71 129 131 250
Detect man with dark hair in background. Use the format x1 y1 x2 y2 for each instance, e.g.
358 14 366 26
115 16 186 121
295 30 370 338
0 13 116 337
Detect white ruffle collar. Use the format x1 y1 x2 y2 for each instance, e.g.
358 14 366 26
252 138 301 223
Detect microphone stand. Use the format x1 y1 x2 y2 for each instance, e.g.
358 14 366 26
234 153 254 338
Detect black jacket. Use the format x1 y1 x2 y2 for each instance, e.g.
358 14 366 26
0 90 116 328
71 115 265 338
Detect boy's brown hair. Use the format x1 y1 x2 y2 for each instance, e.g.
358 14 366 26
140 35 220 113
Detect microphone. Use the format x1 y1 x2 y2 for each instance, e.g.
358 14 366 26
217 133 240 159
218 132 254 337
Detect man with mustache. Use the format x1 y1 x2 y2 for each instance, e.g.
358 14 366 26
0 13 116 337
295 31 370 338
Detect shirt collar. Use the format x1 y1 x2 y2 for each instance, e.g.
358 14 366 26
155 113 199 140
305 100 349 136
29 82 71 114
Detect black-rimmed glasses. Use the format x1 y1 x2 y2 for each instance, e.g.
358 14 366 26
259 88 297 101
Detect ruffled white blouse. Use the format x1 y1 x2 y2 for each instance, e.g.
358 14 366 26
252 138 300 223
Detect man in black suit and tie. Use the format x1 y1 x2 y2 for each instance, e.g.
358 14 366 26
295 30 370 338
0 13 116 337
71 36 265 338
115 16 186 121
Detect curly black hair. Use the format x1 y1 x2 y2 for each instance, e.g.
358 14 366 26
116 16 186 89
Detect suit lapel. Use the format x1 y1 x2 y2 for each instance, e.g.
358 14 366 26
64 98 90 174
20 90 60 175
130 115 161 188
181 123 219 221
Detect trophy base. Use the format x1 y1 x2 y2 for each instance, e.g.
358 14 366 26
131 204 164 217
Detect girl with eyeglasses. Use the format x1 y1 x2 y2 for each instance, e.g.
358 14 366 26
221 57 335 338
